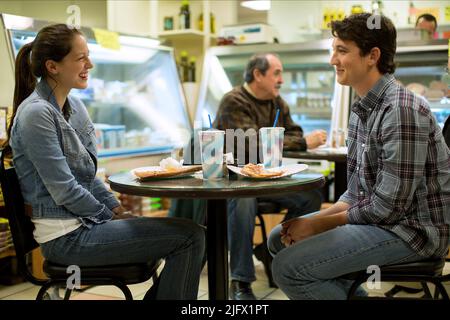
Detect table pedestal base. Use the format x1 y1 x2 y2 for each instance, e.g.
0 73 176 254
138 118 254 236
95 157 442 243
206 199 229 300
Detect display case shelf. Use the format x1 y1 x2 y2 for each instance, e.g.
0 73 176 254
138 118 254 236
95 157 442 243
394 40 449 128
291 107 331 115
428 100 450 110
98 145 174 159
159 29 217 41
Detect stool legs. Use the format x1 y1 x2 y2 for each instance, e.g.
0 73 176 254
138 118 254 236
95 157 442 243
255 213 277 288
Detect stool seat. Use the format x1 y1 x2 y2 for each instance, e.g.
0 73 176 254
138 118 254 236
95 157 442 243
346 257 448 299
380 258 445 276
44 260 161 284
257 202 281 214
345 258 445 280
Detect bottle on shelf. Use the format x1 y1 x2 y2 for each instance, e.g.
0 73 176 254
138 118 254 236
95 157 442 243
371 0 383 15
408 1 416 25
210 13 216 34
351 5 364 15
329 8 337 24
198 12 203 31
179 50 189 82
188 56 196 82
198 12 216 34
322 8 330 29
336 8 345 21
179 0 191 30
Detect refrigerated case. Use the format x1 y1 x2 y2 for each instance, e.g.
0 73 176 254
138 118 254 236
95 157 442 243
196 39 337 135
394 39 449 128
0 14 191 172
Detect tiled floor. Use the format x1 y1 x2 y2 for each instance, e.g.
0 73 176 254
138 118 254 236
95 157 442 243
0 258 449 300
0 257 286 300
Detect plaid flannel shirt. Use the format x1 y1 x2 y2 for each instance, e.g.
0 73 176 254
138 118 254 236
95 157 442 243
340 74 450 258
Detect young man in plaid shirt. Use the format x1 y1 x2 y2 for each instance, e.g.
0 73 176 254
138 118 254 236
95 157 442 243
268 13 450 299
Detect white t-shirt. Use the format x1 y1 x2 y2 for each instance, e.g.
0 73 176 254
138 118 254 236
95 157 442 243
31 218 82 244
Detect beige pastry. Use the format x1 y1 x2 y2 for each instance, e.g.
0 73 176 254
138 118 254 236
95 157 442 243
133 165 201 179
429 80 447 93
241 163 283 178
406 83 427 96
425 89 444 100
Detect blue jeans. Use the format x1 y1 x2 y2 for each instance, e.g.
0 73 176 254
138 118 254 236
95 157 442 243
268 218 424 300
227 190 322 283
40 216 205 300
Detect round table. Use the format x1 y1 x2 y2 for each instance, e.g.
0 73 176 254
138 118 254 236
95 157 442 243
108 171 325 300
284 149 347 201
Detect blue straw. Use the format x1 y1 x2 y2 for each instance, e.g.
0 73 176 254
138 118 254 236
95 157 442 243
273 108 280 127
208 114 213 129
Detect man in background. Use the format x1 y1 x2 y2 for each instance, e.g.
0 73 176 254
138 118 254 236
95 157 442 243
415 13 437 39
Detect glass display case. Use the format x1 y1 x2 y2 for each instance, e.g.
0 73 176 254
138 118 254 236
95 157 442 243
394 39 449 128
1 13 191 160
196 39 336 135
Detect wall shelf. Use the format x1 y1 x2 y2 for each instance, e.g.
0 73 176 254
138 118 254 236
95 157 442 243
159 29 217 42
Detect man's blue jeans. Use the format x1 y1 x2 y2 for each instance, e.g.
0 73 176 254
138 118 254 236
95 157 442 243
40 216 205 300
268 218 424 300
227 190 322 283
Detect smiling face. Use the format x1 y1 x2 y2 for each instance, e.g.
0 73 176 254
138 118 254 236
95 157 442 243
254 54 284 100
52 34 93 91
330 38 371 87
330 37 385 96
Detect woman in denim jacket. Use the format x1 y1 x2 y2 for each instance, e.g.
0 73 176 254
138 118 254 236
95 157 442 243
6 24 205 300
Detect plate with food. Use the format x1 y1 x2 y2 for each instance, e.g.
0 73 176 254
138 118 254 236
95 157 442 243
131 165 202 181
131 157 202 181
227 163 308 180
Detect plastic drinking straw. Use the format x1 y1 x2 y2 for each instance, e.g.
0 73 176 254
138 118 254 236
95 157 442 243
273 108 280 127
208 114 213 129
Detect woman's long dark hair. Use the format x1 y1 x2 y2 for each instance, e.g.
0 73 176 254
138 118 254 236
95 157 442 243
4 24 81 148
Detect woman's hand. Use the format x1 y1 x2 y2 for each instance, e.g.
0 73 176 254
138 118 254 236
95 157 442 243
112 206 136 220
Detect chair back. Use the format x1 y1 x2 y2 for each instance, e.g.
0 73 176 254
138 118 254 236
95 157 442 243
0 146 46 285
443 115 450 148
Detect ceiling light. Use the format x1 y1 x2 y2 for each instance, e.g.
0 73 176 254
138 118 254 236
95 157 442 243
241 0 271 11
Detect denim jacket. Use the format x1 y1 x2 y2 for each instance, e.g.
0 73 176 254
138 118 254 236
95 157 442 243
10 80 119 226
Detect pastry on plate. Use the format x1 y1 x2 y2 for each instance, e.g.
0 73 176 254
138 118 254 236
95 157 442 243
241 163 283 178
133 165 201 179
